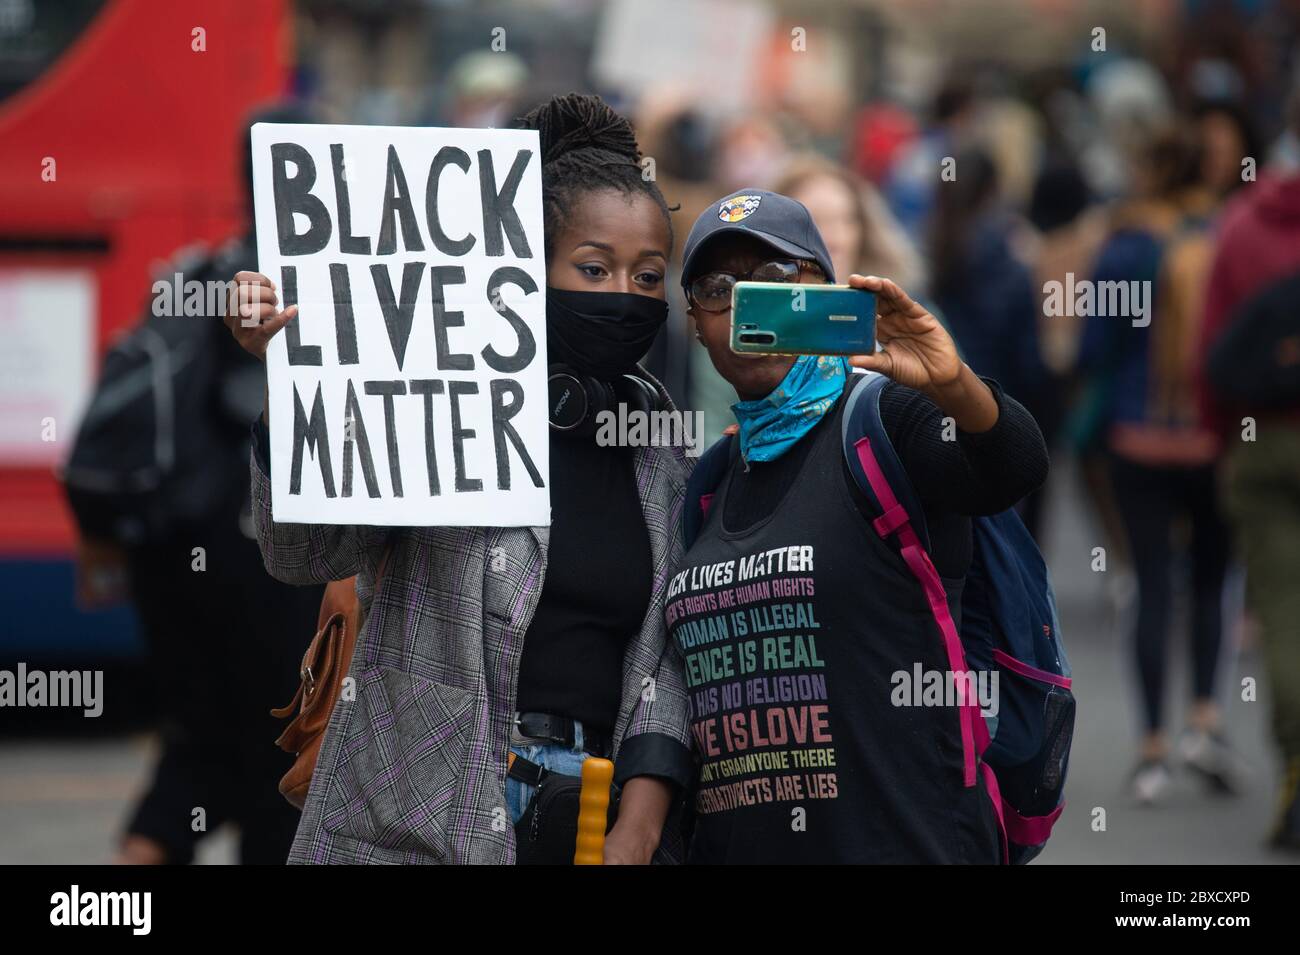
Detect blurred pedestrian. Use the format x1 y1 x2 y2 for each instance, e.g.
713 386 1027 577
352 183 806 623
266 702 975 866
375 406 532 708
65 103 325 864
883 72 978 237
441 50 528 129
1079 125 1238 805
1193 99 1261 200
1030 159 1128 586
713 112 792 195
774 153 927 295
1198 81 1300 851
630 91 724 428
927 147 1055 540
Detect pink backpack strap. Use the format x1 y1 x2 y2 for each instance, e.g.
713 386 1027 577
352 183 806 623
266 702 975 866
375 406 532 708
981 760 1065 861
852 434 990 787
1002 799 1065 847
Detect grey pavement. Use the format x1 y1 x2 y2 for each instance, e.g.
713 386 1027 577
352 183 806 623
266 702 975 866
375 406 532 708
1036 458 1289 865
0 734 236 865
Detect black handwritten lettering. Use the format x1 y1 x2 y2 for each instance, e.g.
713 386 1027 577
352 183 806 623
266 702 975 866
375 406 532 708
271 143 332 256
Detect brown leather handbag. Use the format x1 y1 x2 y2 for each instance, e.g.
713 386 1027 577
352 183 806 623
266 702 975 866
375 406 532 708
271 550 390 809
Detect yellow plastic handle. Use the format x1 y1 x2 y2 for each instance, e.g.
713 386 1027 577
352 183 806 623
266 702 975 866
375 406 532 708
573 756 614 865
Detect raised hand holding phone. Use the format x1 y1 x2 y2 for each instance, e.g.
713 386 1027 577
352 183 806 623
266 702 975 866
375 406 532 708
847 274 999 433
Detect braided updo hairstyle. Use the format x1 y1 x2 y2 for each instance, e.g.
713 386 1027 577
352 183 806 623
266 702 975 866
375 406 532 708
514 93 674 261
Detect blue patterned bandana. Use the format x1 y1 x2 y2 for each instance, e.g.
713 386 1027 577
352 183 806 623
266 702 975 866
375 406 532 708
731 355 848 463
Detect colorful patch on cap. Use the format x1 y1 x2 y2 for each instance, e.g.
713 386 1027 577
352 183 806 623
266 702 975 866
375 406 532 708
718 194 762 223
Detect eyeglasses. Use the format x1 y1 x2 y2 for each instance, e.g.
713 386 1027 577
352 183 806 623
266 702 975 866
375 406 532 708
688 259 824 313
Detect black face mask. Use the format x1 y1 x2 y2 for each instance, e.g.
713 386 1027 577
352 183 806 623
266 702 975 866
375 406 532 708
546 287 668 378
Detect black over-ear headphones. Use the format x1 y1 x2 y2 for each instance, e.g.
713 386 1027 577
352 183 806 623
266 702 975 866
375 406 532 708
548 365 664 436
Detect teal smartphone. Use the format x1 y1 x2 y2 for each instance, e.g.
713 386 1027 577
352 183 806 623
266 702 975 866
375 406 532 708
730 281 877 356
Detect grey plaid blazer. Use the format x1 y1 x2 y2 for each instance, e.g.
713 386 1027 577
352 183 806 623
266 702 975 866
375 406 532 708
250 400 695 865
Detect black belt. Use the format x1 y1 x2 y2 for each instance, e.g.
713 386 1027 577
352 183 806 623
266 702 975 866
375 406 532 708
507 751 549 787
513 711 612 759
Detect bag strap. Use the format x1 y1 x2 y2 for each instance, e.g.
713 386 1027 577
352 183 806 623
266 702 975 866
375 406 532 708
682 434 737 549
840 372 987 787
506 751 550 787
839 371 930 551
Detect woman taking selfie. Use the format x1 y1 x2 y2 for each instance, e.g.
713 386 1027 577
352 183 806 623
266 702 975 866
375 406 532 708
671 189 1051 863
225 94 693 865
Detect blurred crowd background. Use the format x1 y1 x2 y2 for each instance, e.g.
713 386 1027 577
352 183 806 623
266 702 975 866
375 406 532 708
2 0 1299 864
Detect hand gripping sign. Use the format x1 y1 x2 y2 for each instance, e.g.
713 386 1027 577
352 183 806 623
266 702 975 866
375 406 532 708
251 123 550 526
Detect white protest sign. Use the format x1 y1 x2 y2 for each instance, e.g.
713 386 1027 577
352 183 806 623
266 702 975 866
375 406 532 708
250 123 549 526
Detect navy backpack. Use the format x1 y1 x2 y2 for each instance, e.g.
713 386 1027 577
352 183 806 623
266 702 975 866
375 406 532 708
683 372 1075 863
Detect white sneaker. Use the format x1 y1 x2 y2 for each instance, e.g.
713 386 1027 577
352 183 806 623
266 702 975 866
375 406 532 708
1178 729 1246 795
1132 759 1171 805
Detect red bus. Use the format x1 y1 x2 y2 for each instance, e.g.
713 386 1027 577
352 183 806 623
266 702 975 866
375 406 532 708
0 0 289 663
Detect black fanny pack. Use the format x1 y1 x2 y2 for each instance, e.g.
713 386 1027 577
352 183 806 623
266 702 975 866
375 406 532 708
511 755 620 865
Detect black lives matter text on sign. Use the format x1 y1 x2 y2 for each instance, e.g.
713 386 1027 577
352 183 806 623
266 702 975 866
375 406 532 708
250 123 550 526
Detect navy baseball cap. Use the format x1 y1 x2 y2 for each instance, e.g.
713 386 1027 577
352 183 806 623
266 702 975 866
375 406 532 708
680 189 837 288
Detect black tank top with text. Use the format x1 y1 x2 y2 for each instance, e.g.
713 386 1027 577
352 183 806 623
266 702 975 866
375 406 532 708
667 387 1001 863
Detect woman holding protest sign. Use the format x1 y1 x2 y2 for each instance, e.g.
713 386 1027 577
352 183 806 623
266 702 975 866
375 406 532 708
225 94 693 865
